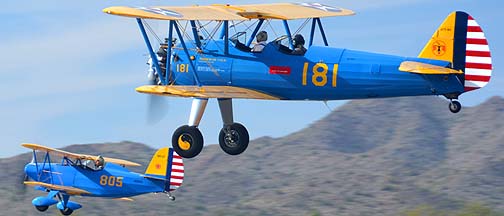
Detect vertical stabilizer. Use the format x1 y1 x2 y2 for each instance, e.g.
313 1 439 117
145 147 184 191
419 11 492 92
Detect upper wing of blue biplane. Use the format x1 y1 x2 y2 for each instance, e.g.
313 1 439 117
22 143 141 167
103 3 355 20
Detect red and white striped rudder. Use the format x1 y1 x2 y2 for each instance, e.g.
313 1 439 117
464 15 492 92
168 150 184 191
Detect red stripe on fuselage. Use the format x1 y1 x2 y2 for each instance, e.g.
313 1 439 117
269 66 291 75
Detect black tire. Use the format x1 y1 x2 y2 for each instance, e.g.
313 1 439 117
60 208 73 215
35 206 48 212
449 101 462 113
219 123 249 155
172 125 204 158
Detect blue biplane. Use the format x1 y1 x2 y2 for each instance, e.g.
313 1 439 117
103 3 492 158
22 143 184 215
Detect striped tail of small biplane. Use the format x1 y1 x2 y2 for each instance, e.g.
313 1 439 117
418 11 492 92
144 147 184 191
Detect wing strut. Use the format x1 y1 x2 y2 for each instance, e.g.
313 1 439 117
308 18 329 47
165 21 174 85
137 18 167 85
246 19 265 47
282 20 294 49
173 21 202 86
316 18 329 46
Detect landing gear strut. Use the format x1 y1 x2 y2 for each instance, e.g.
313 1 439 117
449 100 462 113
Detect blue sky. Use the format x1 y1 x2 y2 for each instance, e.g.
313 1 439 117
1 0 502 157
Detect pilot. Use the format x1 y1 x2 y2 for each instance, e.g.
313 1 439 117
94 155 105 170
251 31 268 52
291 34 307 55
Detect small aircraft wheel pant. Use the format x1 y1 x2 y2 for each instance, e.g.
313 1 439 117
172 125 204 158
219 123 250 155
60 208 74 216
35 206 49 212
449 101 462 113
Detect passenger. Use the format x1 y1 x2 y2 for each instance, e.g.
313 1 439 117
251 31 268 52
291 34 307 55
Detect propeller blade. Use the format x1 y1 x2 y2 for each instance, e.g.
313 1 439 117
147 95 168 125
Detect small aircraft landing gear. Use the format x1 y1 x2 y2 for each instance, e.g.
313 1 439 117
172 98 207 158
172 98 250 158
219 123 249 155
167 192 176 201
172 125 204 158
60 208 74 216
35 206 49 212
218 99 249 155
449 100 462 113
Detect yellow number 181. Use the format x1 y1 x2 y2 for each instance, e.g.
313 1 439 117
302 62 338 87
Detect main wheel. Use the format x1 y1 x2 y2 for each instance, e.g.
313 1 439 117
449 101 462 113
60 208 73 215
219 123 249 155
35 206 48 212
172 125 204 158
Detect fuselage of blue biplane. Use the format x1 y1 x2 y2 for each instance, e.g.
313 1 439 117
171 40 463 100
25 163 164 198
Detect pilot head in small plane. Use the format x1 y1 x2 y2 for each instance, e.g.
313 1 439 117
292 34 307 55
95 155 105 169
252 31 268 52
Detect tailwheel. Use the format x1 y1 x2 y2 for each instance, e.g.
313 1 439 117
449 100 462 113
219 123 249 155
172 125 204 158
60 208 73 215
35 206 49 212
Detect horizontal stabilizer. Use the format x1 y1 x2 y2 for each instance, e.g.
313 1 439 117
399 61 463 75
136 85 280 100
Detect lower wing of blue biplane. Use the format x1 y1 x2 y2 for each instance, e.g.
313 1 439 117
24 181 91 195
